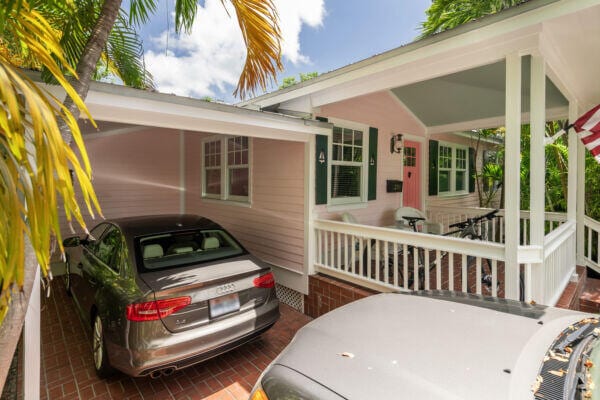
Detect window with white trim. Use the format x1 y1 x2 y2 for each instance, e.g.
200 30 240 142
329 122 368 205
202 136 250 202
438 142 468 196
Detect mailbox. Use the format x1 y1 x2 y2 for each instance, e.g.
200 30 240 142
386 180 403 193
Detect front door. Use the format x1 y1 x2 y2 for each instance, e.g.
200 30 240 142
403 140 421 209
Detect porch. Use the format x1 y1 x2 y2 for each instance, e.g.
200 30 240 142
313 206 583 306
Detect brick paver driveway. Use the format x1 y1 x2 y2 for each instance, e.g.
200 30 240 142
39 279 311 400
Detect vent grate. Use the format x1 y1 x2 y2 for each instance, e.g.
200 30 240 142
275 284 304 312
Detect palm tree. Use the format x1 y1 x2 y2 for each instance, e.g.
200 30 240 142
57 0 283 144
0 0 101 324
419 0 524 38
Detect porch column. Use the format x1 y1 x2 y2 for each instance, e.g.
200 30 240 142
528 54 546 303
504 53 522 300
568 102 579 222
576 108 587 265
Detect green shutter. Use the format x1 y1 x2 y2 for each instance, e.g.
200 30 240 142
368 127 378 201
429 140 439 196
469 147 476 193
315 117 328 204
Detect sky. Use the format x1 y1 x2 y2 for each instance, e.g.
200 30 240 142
137 0 432 103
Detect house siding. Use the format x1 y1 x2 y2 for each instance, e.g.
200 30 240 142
184 133 306 273
316 91 426 226
59 127 181 238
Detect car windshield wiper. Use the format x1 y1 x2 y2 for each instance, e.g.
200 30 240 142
562 326 598 399
555 323 592 354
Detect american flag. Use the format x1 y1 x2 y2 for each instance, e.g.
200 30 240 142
573 104 600 163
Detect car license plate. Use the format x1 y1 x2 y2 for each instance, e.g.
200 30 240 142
209 293 240 318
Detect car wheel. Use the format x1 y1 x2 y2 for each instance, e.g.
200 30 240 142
64 258 72 296
92 314 114 378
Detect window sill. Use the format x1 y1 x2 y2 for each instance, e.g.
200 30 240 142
325 202 368 212
436 191 470 198
201 198 252 208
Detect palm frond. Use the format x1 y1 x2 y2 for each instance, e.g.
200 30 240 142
226 0 282 99
0 1 101 324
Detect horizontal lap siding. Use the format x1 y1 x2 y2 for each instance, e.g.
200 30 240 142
59 127 181 239
317 91 425 226
185 134 305 273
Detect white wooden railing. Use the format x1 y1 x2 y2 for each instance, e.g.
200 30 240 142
314 208 577 305
427 206 567 245
314 219 507 296
529 221 577 305
584 216 600 273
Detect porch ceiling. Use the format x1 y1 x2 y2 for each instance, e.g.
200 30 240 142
390 57 568 128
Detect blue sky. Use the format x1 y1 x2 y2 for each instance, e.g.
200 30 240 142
137 0 432 103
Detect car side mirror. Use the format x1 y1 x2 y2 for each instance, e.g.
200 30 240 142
63 237 81 247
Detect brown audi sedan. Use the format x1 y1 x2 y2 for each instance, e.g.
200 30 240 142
62 214 279 378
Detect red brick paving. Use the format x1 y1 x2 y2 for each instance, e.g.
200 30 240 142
34 278 311 400
580 276 600 313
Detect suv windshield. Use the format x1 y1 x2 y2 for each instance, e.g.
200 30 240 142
137 229 245 271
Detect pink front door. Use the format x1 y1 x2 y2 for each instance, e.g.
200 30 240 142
403 140 421 209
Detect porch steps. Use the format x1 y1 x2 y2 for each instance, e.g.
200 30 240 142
579 276 600 314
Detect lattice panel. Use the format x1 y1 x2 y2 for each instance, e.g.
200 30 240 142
275 284 304 312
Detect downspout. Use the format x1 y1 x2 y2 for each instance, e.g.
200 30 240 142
179 130 186 214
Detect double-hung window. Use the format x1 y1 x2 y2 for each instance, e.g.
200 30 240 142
438 142 468 196
329 121 368 205
202 136 250 202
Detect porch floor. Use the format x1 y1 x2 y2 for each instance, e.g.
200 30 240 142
34 278 311 400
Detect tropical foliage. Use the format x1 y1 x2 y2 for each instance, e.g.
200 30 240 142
280 71 319 89
419 0 525 38
0 0 100 324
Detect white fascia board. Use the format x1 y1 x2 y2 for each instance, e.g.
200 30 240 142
243 0 599 109
42 83 331 141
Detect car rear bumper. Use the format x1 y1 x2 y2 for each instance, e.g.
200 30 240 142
106 299 279 377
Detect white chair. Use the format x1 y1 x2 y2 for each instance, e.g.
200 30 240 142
395 207 442 234
341 212 359 224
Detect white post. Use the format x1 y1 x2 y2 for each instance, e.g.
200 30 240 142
568 102 579 223
529 54 546 303
576 119 586 265
305 135 317 276
23 266 40 400
504 53 522 300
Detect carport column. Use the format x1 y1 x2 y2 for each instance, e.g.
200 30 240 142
23 265 40 400
305 134 317 277
504 53 522 300
529 54 546 303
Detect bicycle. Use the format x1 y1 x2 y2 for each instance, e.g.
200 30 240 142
391 209 525 301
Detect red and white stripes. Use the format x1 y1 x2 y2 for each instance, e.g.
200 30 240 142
574 104 600 162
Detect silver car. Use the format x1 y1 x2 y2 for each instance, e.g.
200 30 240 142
250 291 598 400
63 214 279 378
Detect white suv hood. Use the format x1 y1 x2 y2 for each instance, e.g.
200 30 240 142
275 293 589 400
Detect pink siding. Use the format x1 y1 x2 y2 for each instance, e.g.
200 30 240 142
59 127 181 238
184 133 306 272
317 91 426 226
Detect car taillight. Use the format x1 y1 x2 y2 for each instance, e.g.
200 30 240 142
253 272 275 288
126 296 191 321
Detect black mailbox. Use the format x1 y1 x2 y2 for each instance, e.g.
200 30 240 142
386 180 403 193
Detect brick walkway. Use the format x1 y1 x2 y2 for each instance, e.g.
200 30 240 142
37 279 311 400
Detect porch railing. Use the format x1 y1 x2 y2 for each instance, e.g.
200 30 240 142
314 208 576 305
427 206 567 245
584 216 600 273
314 219 507 296
531 221 577 305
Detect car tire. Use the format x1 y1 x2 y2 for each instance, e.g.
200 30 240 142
92 314 114 378
64 258 72 296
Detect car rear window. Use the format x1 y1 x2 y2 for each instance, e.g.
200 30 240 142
137 229 245 270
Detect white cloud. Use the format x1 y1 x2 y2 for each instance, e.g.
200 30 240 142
144 0 325 100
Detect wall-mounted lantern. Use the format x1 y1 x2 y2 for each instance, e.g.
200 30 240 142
390 133 403 154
